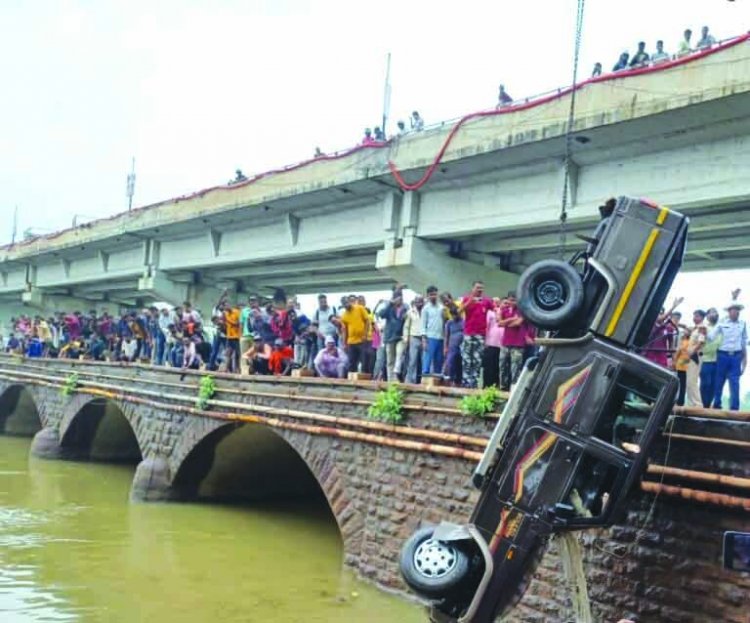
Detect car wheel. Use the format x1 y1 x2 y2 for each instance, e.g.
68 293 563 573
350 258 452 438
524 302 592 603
400 527 472 598
518 260 584 330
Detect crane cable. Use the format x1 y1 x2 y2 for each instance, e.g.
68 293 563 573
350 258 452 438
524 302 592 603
559 0 586 257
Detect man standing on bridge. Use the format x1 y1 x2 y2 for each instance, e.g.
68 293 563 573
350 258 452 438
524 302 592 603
713 293 747 411
340 295 371 374
460 281 493 388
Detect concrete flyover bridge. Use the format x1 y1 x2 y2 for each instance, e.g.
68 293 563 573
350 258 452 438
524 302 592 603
0 354 747 622
1 35 750 318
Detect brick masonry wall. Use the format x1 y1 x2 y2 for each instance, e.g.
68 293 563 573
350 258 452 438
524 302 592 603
0 357 747 623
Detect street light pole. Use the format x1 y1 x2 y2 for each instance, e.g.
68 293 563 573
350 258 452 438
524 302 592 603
381 52 392 138
126 157 136 211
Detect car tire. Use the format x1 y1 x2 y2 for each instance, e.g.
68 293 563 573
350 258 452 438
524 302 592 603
399 526 472 598
518 260 584 330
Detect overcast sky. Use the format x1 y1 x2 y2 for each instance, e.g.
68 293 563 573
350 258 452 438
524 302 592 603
1 0 748 313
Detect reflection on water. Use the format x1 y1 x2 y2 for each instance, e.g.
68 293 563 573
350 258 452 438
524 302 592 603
0 436 422 623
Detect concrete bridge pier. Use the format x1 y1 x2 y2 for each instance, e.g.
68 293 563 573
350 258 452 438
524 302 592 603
375 191 518 295
131 455 176 502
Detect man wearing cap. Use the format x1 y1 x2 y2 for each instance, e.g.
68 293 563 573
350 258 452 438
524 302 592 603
314 336 349 378
713 295 747 411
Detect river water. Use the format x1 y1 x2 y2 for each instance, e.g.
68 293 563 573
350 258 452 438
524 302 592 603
0 436 423 623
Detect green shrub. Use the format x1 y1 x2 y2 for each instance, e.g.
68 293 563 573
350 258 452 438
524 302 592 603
61 373 79 397
368 384 404 424
460 385 502 418
196 375 216 410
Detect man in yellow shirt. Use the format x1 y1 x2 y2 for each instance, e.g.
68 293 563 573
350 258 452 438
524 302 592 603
339 295 370 374
223 300 241 373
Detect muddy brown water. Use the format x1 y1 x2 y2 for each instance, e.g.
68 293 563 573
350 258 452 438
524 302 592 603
0 436 423 622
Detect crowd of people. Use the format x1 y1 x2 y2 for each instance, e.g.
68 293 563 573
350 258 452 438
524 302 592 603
1 282 537 391
643 289 747 411
594 25 720 77
3 274 745 410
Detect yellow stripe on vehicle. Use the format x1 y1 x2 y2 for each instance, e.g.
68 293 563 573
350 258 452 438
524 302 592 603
657 207 669 225
605 228 661 337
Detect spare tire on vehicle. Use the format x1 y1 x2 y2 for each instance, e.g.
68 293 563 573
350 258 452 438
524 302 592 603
518 260 584 330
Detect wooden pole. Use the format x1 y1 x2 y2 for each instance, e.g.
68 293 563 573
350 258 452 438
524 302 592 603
0 370 487 454
6 360 472 416
664 432 750 448
640 481 750 511
646 464 750 490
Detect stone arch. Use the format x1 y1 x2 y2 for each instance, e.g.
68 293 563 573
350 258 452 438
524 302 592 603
57 396 143 463
170 419 364 558
0 384 43 436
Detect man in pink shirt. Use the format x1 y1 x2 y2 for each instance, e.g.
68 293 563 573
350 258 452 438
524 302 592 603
498 291 530 390
460 281 494 388
483 298 506 388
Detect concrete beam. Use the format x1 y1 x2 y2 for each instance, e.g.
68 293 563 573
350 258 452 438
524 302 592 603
137 271 188 306
376 237 517 296
201 256 375 280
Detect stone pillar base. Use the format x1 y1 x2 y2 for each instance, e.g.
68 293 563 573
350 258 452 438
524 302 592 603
130 456 176 502
30 428 67 460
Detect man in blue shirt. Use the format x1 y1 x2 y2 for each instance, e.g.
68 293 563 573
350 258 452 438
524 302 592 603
712 301 747 411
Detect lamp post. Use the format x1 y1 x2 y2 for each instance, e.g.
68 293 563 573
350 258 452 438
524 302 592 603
126 157 136 211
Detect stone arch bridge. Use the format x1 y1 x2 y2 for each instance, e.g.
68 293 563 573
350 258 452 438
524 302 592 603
0 354 747 623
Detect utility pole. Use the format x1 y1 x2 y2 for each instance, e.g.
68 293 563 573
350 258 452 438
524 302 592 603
126 157 136 211
11 205 17 245
381 52 392 138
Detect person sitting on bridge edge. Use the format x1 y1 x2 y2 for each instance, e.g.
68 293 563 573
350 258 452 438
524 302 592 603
496 84 513 108
269 338 294 376
314 336 349 378
696 25 716 50
361 128 376 145
244 333 272 375
591 62 603 77
629 41 650 67
182 336 201 370
373 126 385 141
612 51 630 72
651 40 670 64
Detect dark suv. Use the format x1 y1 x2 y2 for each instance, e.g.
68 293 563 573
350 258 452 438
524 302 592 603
399 197 689 623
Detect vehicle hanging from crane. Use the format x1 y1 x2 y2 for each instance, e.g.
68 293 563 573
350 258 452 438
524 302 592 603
398 196 689 623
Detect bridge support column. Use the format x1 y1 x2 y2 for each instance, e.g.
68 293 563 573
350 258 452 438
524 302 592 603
30 427 67 460
137 271 189 307
130 456 176 502
376 236 518 295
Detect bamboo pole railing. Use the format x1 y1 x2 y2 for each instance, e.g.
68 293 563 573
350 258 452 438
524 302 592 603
2 362 749 512
646 465 750 489
640 481 750 511
663 432 750 448
0 369 488 453
5 360 473 416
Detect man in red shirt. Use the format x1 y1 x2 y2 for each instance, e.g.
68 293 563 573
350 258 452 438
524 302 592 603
460 280 494 388
268 339 294 376
498 291 531 390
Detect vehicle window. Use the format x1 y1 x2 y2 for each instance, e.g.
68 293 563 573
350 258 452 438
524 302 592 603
562 451 621 519
594 369 660 449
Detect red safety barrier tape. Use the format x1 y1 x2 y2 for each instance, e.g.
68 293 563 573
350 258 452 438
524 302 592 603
387 32 750 192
